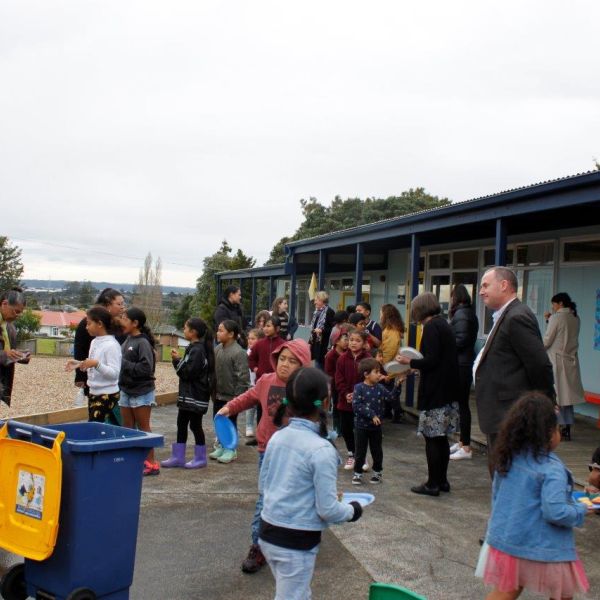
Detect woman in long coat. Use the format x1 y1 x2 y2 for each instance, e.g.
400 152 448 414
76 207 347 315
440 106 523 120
543 292 585 440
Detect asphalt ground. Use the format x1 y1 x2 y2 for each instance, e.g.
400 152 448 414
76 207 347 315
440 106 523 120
3 405 599 599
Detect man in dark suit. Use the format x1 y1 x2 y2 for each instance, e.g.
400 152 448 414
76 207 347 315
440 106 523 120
474 267 554 476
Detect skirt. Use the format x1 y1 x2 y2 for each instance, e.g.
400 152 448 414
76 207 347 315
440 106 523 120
417 402 459 437
476 542 589 597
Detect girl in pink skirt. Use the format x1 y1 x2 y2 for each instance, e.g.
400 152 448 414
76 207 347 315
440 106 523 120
477 391 591 600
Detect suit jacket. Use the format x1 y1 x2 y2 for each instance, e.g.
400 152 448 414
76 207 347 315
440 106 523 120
475 299 554 434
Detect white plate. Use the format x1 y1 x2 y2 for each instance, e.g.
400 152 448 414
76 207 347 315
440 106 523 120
384 361 410 375
342 492 375 507
399 346 423 360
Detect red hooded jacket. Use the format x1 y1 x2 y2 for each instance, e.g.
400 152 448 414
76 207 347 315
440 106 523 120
248 334 285 381
335 348 371 412
226 339 311 452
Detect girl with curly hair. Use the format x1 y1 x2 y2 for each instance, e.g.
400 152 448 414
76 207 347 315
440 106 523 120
478 391 591 600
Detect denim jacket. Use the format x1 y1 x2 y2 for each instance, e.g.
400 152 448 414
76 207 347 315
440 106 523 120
259 418 354 531
486 450 586 562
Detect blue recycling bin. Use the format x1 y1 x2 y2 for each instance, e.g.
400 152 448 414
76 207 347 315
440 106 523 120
0 420 163 600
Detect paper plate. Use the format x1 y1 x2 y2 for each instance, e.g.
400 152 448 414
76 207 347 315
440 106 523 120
342 492 375 507
385 361 410 375
572 491 600 509
213 415 238 450
399 346 423 360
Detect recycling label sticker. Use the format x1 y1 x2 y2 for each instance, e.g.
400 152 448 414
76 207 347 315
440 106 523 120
16 470 45 520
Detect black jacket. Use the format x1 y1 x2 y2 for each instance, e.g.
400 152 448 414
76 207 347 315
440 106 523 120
213 299 245 331
410 316 459 412
174 342 211 414
450 304 479 367
475 299 555 434
119 335 156 396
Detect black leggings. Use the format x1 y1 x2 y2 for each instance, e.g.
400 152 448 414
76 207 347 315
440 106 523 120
424 435 450 488
457 366 473 446
339 411 355 454
176 409 205 446
213 399 239 427
355 428 383 473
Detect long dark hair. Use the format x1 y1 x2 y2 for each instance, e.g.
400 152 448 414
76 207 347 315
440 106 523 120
551 292 578 317
186 317 216 400
493 391 557 475
96 287 123 307
125 307 156 348
273 367 329 438
449 284 472 319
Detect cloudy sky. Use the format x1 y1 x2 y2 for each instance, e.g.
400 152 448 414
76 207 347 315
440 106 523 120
1 1 599 288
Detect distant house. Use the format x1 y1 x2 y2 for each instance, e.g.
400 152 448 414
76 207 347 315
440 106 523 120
35 310 87 338
154 325 189 348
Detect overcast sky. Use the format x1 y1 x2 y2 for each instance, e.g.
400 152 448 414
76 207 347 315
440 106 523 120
1 1 599 288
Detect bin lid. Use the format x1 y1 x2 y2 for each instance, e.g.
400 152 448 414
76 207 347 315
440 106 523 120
44 422 164 453
0 422 64 561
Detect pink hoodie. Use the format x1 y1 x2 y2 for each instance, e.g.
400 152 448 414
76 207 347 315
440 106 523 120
225 339 311 452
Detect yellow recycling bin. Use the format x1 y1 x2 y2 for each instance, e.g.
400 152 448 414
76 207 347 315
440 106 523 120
0 422 64 561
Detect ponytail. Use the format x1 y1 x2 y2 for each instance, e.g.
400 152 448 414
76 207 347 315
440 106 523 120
125 307 156 347
551 292 578 318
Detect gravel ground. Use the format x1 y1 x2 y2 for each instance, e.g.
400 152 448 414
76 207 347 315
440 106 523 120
0 355 179 418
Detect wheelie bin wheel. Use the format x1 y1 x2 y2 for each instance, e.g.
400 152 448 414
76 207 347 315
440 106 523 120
65 588 97 600
0 563 27 600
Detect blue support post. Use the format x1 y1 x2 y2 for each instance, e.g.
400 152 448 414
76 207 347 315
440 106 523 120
495 218 507 266
250 277 257 325
318 249 326 291
289 261 297 323
354 243 364 305
405 234 421 408
268 276 275 306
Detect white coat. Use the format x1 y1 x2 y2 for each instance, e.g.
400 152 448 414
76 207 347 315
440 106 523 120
543 308 585 406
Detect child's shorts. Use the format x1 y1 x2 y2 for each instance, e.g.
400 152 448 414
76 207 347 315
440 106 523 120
118 390 156 408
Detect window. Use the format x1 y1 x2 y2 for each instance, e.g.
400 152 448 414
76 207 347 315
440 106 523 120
483 248 514 267
563 239 600 263
515 242 553 266
429 253 450 269
453 250 478 269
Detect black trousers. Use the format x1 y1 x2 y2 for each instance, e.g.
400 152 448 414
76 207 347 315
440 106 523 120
339 411 355 454
354 427 383 474
176 409 205 445
456 366 473 446
424 435 450 488
213 399 239 427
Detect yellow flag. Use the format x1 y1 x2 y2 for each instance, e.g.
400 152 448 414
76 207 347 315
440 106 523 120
308 272 318 301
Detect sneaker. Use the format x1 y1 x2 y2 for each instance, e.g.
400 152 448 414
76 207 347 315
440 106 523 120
370 472 383 484
241 544 266 573
343 457 355 471
449 442 461 454
209 446 225 460
143 460 160 476
217 449 237 463
362 463 370 472
245 429 255 438
352 474 363 485
450 447 472 461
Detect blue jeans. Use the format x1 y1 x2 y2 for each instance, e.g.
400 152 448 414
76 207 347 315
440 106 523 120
258 540 319 600
251 451 265 544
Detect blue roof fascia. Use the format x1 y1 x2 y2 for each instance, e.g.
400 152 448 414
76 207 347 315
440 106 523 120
216 263 286 280
285 173 600 254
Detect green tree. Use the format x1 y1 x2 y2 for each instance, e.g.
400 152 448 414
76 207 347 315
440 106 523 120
191 240 255 327
170 294 194 329
266 189 450 264
14 309 41 341
0 236 24 291
78 281 96 308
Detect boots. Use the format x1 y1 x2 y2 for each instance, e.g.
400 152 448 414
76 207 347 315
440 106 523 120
161 443 186 468
185 445 207 469
241 543 266 573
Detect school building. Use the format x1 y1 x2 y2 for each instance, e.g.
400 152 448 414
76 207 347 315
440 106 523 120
217 170 600 416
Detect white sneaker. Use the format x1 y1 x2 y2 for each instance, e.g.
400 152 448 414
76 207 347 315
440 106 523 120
449 442 461 454
450 447 472 461
362 463 370 472
344 457 355 470
245 429 255 438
